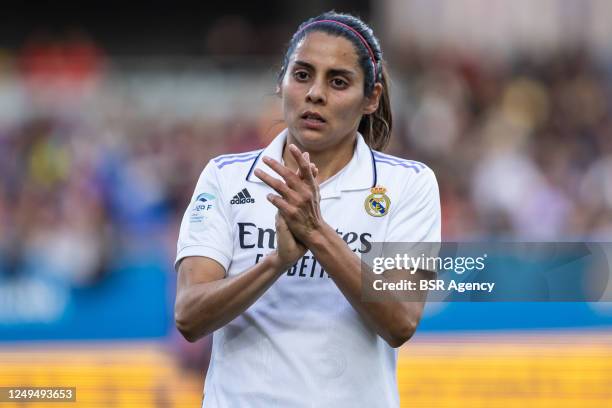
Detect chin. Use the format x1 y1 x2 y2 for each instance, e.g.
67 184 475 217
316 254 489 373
291 127 331 149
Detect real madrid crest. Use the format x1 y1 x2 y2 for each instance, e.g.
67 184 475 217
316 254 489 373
364 186 391 217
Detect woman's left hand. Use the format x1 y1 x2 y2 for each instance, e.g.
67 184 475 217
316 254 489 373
254 144 324 246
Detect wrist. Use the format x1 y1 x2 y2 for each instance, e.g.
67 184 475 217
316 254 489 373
306 222 334 253
266 251 292 275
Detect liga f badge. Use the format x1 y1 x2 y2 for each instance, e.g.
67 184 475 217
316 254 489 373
364 186 390 217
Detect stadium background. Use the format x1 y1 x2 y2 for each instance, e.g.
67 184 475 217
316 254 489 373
1 1 611 406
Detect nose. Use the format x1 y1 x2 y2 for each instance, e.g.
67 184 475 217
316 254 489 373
306 78 326 105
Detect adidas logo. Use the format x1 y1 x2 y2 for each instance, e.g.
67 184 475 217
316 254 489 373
230 188 255 205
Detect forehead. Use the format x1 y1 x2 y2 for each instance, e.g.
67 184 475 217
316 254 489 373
290 31 361 73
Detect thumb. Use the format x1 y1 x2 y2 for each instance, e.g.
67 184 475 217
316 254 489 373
275 212 288 230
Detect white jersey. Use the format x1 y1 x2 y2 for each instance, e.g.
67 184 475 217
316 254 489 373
176 129 441 408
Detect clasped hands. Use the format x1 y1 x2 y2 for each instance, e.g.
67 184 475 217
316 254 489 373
254 144 325 269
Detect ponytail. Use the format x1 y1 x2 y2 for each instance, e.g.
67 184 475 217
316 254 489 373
359 65 392 151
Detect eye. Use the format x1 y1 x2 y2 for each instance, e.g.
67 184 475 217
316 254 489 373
293 70 310 82
331 78 348 89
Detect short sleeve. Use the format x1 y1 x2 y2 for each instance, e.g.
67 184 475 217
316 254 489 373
386 167 441 244
175 161 233 273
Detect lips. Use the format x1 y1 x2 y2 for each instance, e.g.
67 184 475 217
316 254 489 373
301 111 326 123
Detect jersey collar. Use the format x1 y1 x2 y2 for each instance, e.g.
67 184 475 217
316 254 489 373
246 129 377 199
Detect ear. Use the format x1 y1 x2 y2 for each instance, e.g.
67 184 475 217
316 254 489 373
276 71 287 98
363 83 383 115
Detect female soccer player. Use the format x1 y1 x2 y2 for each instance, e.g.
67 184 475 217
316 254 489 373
175 11 441 407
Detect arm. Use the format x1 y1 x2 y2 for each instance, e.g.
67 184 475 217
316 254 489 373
175 156 319 343
175 253 288 343
307 225 430 347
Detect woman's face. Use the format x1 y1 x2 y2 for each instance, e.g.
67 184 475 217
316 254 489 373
280 31 380 151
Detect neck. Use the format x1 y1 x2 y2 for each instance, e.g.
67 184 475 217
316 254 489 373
283 131 357 183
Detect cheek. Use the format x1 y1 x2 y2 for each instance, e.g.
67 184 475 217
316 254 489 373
281 85 302 116
331 93 365 123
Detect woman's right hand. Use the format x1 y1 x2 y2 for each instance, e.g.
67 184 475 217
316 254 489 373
271 153 318 271
273 211 308 270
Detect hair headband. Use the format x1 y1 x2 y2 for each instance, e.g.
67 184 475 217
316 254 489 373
298 19 379 81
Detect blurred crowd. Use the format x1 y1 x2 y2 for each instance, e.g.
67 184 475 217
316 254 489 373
0 35 250 285
391 48 612 240
1 36 612 286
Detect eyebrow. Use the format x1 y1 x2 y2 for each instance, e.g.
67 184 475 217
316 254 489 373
293 60 356 78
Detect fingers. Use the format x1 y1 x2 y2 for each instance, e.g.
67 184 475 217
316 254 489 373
258 145 317 188
261 156 299 188
310 162 318 178
289 144 316 186
266 193 293 216
298 160 318 179
254 168 293 199
256 146 318 208
303 152 319 180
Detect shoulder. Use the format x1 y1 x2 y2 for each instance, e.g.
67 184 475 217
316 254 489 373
194 149 263 195
371 150 438 202
371 150 434 181
201 148 263 180
211 149 264 171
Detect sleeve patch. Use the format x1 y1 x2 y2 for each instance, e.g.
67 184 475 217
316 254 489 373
190 192 216 226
